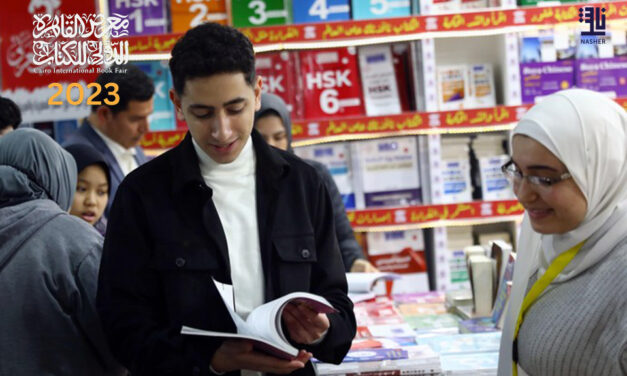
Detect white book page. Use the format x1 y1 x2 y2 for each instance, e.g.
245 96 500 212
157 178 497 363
346 272 400 293
245 292 337 347
212 278 251 335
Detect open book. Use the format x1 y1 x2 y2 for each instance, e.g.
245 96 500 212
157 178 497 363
181 284 338 360
346 272 400 303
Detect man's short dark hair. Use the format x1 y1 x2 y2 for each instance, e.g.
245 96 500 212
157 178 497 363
169 23 256 95
91 63 155 113
0 96 22 131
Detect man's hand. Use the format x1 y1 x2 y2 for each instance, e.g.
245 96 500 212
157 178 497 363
350 259 379 273
282 302 330 345
210 340 311 374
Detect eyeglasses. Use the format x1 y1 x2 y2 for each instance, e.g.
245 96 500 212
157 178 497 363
501 160 572 191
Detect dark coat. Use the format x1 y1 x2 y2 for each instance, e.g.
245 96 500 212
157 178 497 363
63 120 149 216
305 159 365 271
96 130 356 376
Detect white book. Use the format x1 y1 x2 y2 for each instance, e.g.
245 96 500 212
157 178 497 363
181 287 337 359
468 64 496 109
350 137 422 209
467 255 496 317
358 44 402 116
437 65 469 111
347 272 401 294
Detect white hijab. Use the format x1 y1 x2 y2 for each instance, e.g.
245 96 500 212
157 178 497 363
497 89 627 375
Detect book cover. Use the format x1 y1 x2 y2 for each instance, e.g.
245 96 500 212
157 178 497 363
403 313 460 333
519 61 575 104
182 288 337 359
437 65 469 110
135 61 176 131
292 0 350 23
351 0 410 20
108 0 168 36
256 52 304 120
230 0 291 27
343 348 408 363
53 119 79 145
418 332 501 354
358 44 402 116
468 64 496 109
300 48 365 119
366 230 429 294
293 143 354 208
351 137 422 208
459 317 499 333
170 0 228 32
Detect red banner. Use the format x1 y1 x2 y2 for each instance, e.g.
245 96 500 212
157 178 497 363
347 200 524 228
123 1 627 55
292 105 532 140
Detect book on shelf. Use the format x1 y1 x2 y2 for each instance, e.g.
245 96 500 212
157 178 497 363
467 255 496 317
181 280 337 359
315 345 441 376
365 230 429 295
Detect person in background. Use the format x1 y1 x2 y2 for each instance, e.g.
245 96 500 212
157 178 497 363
97 23 356 376
498 89 627 376
0 128 125 376
64 63 154 217
0 96 21 136
65 144 111 236
255 93 378 273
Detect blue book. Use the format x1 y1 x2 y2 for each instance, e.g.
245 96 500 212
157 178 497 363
293 0 351 23
135 61 176 131
351 0 411 20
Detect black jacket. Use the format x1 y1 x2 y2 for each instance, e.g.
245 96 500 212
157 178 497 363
97 130 356 376
305 159 365 271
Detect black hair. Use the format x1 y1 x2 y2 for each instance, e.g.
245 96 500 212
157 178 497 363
0 96 22 131
169 23 256 95
91 63 154 113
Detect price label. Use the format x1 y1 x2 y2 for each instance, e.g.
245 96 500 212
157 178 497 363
170 0 228 32
293 0 351 23
108 0 168 36
135 61 176 131
351 0 411 20
300 48 365 118
231 0 290 27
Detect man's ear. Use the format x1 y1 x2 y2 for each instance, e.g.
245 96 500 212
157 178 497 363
96 105 113 124
169 88 185 121
253 76 263 111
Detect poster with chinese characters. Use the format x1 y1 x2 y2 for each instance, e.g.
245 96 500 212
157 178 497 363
170 0 228 33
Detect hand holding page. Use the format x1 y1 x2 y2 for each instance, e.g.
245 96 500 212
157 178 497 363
181 282 338 360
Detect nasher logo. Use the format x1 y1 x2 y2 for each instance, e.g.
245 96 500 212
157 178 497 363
579 6 606 37
32 13 130 74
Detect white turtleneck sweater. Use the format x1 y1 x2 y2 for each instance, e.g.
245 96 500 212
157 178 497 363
192 137 264 320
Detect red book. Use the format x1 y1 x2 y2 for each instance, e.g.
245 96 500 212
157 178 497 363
299 47 365 119
255 51 304 120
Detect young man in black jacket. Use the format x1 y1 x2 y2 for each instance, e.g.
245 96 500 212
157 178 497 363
96 23 356 376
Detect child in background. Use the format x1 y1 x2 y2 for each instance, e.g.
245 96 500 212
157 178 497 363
65 144 110 235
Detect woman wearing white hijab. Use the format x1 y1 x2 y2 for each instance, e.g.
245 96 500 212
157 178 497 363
497 89 627 375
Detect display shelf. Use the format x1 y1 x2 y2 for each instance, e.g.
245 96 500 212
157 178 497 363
139 97 627 149
122 1 627 60
347 199 524 232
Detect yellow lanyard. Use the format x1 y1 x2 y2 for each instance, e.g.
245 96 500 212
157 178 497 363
511 240 585 376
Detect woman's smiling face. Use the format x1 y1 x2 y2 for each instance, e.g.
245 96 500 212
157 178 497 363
511 135 588 234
